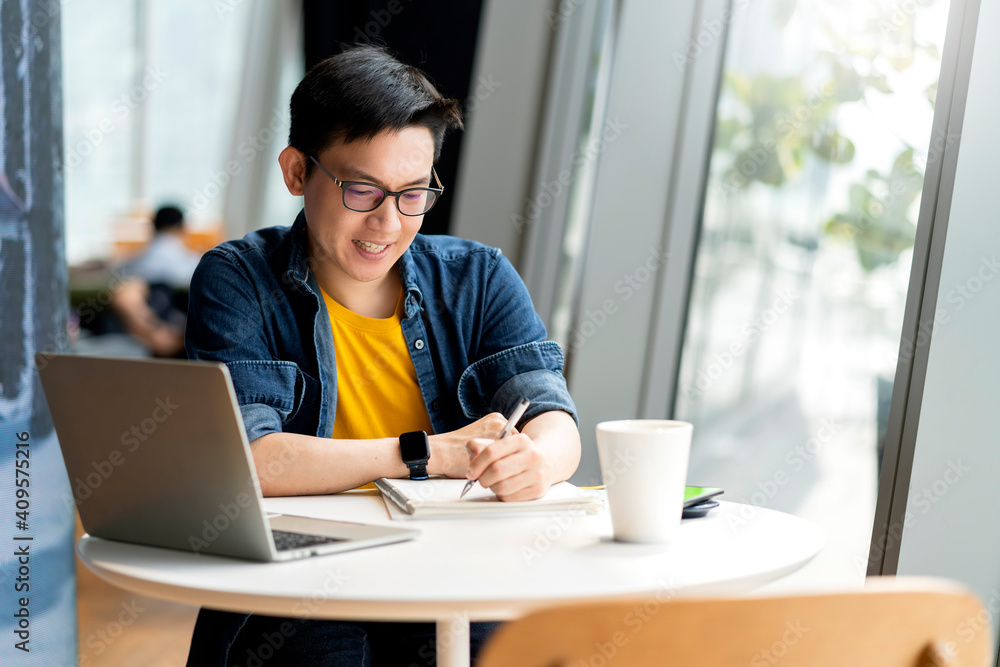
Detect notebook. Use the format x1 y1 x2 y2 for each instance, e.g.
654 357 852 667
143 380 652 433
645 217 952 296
375 476 603 519
36 354 418 561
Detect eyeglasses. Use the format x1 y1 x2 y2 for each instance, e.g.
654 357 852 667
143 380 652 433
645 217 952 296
308 155 444 216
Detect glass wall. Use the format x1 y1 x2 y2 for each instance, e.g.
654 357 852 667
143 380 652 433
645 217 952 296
675 0 949 585
62 0 253 263
62 0 140 263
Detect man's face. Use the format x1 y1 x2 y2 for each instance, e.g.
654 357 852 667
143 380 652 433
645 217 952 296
302 126 435 288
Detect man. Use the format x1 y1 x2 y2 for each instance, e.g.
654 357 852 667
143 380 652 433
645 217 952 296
111 205 200 357
120 204 202 289
185 45 580 666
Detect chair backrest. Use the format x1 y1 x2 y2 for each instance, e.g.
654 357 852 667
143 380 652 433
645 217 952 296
477 577 992 667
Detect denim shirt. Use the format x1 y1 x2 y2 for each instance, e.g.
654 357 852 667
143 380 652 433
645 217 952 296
185 210 577 442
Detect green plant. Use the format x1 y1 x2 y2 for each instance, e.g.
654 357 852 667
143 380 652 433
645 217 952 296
824 148 924 271
710 0 942 272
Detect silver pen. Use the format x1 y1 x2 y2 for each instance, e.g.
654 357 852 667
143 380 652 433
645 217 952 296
460 398 531 499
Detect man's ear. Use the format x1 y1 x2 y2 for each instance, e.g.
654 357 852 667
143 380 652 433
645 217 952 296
278 146 308 196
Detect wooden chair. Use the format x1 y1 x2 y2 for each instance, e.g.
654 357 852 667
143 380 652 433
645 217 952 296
477 577 992 667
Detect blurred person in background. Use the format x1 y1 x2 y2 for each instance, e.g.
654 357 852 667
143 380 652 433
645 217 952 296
109 205 200 357
119 204 202 288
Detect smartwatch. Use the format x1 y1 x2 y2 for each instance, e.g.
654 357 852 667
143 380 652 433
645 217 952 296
399 430 430 480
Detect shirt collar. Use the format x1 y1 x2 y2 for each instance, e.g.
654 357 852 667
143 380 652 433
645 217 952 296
284 210 312 289
397 242 424 318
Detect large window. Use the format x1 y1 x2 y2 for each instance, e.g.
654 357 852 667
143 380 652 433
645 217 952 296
62 0 267 263
675 0 949 585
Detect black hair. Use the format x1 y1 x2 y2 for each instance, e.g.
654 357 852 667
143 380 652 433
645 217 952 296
288 45 463 176
152 205 184 233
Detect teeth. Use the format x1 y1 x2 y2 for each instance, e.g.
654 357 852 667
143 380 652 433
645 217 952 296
354 240 387 253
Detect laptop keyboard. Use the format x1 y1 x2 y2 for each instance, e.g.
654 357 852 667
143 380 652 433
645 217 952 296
272 530 346 551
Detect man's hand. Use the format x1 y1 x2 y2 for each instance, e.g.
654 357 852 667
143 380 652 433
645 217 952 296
427 412 514 478
466 433 553 502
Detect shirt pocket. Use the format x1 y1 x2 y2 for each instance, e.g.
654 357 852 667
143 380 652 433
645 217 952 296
225 359 311 423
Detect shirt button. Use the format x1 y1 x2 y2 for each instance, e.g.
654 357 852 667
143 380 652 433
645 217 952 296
414 339 425 350
431 399 441 411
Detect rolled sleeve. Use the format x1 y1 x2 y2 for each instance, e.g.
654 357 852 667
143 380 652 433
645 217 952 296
186 248 310 442
238 403 284 444
457 340 578 425
225 360 308 442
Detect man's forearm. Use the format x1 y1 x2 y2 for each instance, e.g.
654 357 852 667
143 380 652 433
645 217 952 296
251 410 581 496
520 410 582 485
250 432 410 496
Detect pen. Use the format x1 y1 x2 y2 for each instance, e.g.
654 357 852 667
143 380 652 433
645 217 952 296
460 397 531 498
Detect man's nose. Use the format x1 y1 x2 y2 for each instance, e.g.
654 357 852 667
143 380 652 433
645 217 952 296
368 196 404 231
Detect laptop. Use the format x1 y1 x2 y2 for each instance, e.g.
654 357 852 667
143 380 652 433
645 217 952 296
37 353 418 561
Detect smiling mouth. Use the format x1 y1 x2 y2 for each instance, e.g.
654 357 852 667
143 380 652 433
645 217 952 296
353 240 389 253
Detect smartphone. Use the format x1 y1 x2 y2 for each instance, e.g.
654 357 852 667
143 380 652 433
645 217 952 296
682 500 719 519
683 486 724 508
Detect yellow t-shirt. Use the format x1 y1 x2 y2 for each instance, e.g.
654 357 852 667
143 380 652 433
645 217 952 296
321 287 433 487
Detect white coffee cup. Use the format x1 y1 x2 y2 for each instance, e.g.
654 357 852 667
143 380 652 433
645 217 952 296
596 420 693 543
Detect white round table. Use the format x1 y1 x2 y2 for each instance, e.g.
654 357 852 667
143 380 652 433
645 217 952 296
77 492 824 667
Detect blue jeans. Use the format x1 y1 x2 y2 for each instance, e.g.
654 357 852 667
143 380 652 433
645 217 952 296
186 609 501 667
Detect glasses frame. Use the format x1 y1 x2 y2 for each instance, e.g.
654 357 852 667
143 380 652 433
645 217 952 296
308 155 444 217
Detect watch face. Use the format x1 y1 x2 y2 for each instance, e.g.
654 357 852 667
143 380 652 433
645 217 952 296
400 431 429 463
